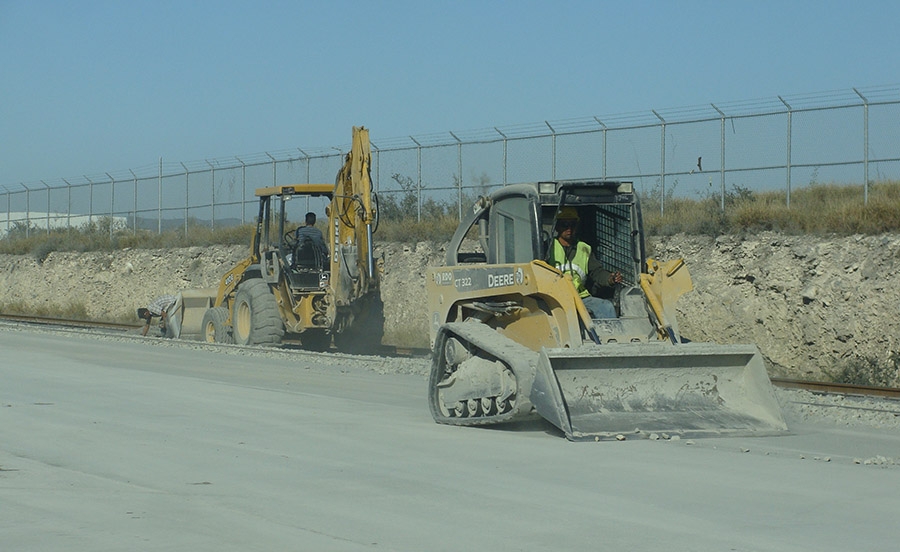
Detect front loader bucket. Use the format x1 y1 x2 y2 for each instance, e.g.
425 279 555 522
171 288 216 339
530 342 787 441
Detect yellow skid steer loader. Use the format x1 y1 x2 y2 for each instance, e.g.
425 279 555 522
426 180 787 440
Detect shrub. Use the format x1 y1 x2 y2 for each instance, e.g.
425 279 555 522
826 351 900 388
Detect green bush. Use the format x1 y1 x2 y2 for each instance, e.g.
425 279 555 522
826 351 900 388
0 299 90 320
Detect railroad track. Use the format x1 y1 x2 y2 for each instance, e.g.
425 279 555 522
3 312 898 400
0 312 139 332
0 312 430 359
770 377 900 400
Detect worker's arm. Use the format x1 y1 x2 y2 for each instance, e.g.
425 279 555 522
586 256 621 298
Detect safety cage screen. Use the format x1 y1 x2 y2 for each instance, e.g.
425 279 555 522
590 203 635 286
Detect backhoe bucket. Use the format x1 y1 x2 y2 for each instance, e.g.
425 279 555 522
530 342 787 441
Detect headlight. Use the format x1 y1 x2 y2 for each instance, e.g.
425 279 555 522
538 181 557 194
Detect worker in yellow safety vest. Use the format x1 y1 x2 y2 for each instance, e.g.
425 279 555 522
548 207 622 319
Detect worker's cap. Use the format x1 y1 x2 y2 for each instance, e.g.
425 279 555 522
557 207 580 221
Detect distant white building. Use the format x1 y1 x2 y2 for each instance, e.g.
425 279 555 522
0 212 128 238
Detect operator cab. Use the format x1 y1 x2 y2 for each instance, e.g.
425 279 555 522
443 179 646 329
446 180 643 279
260 186 332 291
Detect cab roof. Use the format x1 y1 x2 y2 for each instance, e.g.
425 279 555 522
255 184 334 198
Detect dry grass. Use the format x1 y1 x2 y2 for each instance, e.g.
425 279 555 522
2 181 898 258
644 181 900 236
0 220 253 261
374 213 459 242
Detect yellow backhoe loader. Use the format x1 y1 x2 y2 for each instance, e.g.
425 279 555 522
177 126 383 352
425 179 787 440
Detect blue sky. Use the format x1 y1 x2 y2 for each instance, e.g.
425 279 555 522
2 0 898 187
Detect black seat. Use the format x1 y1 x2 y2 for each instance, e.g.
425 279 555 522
288 238 328 290
292 238 327 271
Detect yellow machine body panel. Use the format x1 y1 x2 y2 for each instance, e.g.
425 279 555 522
427 260 587 352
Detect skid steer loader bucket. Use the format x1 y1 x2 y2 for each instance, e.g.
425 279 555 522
530 342 787 441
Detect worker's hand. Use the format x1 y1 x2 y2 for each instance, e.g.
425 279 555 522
608 271 623 285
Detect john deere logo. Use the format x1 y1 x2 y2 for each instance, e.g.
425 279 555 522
488 271 515 289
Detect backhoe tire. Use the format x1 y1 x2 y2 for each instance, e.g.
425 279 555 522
232 279 284 346
201 306 233 344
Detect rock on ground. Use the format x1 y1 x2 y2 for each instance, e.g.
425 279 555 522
1 232 899 382
650 232 900 381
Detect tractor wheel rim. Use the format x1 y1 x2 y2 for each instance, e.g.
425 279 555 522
236 302 251 341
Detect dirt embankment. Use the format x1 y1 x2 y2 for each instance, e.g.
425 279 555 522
1 232 898 381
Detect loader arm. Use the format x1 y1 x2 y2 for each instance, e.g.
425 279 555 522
640 258 693 344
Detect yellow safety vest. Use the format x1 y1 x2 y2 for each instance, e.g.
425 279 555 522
550 240 591 298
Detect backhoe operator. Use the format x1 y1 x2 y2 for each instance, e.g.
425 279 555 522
292 212 329 268
548 207 622 319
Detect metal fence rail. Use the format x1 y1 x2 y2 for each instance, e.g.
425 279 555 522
3 84 899 237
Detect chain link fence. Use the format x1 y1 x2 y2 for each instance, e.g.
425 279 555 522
3 85 899 238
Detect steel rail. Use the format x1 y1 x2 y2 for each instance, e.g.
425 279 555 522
771 377 900 400
0 312 429 359
0 312 139 332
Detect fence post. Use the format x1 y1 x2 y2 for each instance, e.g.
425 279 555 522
410 136 422 222
158 157 162 234
494 128 508 186
2 186 8 237
207 160 216 231
3 186 9 237
181 163 190 236
85 175 94 227
106 173 115 240
266 152 276 187
451 131 463 220
63 179 72 231
854 88 869 205
297 148 310 184
652 110 666 216
712 104 727 212
594 118 607 179
129 170 137 235
545 121 557 180
23 184 30 238
237 157 247 226
778 96 792 208
41 180 50 234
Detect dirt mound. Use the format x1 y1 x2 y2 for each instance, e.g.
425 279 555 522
2 232 899 382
